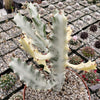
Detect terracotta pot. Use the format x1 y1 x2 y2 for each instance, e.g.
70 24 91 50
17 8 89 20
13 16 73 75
66 68 91 100
23 68 91 100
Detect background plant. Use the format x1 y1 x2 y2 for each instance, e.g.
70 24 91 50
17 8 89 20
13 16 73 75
81 46 95 57
69 55 83 65
80 32 88 40
0 73 16 91
69 36 79 45
94 40 100 49
82 70 100 84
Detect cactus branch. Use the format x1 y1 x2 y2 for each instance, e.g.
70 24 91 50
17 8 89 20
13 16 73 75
13 13 47 51
66 60 97 72
28 3 46 38
9 58 56 90
19 35 52 73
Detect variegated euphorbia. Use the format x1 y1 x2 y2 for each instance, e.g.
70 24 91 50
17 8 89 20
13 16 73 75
9 3 97 91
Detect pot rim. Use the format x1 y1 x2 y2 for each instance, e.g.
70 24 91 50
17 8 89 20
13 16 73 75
23 68 91 100
66 68 91 100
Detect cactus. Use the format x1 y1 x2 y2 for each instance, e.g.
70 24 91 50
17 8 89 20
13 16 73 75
82 70 100 84
69 36 79 45
80 32 88 40
90 25 97 32
94 40 100 49
0 73 16 91
66 60 96 72
69 55 83 65
14 4 48 51
9 3 97 91
81 46 95 57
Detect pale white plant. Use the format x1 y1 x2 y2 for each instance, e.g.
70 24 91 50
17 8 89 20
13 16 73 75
9 3 97 91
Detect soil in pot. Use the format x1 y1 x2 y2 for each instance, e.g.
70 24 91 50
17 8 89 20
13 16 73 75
24 69 90 100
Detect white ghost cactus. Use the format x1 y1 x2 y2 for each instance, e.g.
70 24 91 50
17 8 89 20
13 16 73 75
9 3 97 91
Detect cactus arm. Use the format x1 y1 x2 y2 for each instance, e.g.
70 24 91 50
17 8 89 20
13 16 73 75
34 58 51 73
66 60 97 72
19 35 34 57
28 3 49 49
65 26 72 60
64 25 97 72
66 26 72 43
11 3 97 92
13 13 47 51
13 13 36 41
19 35 52 60
51 10 67 68
48 10 68 90
9 58 56 90
64 22 97 72
28 3 46 38
19 35 52 73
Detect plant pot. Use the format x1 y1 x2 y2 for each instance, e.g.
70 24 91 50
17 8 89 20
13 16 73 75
23 68 91 100
67 68 91 100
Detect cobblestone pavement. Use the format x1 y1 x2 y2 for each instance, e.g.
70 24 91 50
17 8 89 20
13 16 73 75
0 0 100 100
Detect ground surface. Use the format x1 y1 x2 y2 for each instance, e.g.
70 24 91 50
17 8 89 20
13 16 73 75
0 0 100 100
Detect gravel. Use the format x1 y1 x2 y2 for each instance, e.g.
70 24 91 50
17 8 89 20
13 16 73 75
6 27 22 38
0 32 11 43
25 69 89 100
0 40 17 55
3 48 28 64
0 21 15 31
0 57 8 74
